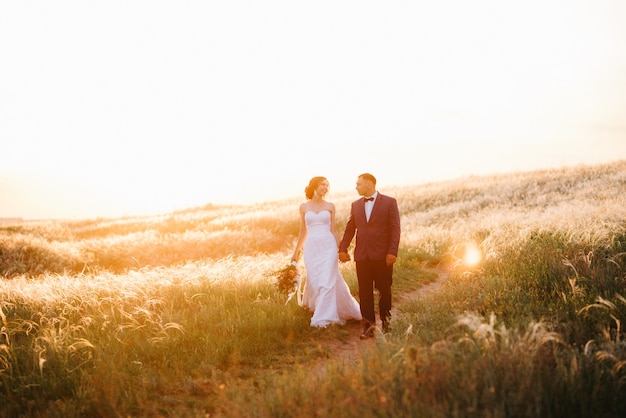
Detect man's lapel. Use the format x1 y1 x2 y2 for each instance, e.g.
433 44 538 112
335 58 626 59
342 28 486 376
357 199 368 224
368 195 381 223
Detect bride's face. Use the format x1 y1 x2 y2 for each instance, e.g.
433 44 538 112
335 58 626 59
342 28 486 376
317 180 330 198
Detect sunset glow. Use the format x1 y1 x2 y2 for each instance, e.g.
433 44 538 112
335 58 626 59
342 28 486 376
1 1 626 220
463 243 483 268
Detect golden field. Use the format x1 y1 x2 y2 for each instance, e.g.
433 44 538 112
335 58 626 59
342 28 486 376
1 160 626 417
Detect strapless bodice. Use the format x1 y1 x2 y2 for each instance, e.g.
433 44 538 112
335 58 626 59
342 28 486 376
305 210 331 228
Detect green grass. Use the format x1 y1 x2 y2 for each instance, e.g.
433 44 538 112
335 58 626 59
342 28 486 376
1 160 626 417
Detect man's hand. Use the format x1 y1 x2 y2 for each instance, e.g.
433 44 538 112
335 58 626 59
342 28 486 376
386 254 397 266
338 252 351 263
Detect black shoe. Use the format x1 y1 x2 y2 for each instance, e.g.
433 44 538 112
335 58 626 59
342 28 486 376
360 324 375 340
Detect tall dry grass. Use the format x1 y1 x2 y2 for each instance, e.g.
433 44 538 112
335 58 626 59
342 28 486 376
1 160 626 416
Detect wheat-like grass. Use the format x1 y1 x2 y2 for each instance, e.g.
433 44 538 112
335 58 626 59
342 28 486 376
2 160 626 416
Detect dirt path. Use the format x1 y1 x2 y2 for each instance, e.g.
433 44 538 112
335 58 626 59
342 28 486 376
320 267 449 361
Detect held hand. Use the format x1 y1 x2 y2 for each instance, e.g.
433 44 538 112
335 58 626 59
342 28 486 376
338 252 351 263
386 254 397 266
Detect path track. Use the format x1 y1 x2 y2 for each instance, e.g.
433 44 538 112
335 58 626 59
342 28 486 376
319 267 449 362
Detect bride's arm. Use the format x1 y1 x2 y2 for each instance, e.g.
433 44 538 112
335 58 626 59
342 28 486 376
291 204 308 262
329 203 340 247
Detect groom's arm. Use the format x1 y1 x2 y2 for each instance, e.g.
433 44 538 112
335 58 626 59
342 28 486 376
387 198 401 258
338 206 356 256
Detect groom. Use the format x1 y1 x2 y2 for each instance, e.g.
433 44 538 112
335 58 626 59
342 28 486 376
339 173 401 339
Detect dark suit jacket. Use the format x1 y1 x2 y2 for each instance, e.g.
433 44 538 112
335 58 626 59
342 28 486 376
339 193 401 262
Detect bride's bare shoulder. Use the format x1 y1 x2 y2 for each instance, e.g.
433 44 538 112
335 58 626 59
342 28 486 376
299 202 311 212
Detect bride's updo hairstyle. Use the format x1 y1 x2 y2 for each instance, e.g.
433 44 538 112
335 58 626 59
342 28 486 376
304 176 327 200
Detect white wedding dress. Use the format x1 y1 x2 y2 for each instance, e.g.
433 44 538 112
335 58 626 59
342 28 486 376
301 210 362 327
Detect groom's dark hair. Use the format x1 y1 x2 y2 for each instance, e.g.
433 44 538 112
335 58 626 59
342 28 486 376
359 173 376 186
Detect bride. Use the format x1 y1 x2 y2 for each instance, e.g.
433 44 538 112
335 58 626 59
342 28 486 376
291 176 362 327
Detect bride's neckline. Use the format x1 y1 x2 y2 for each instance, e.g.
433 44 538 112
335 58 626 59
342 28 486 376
305 209 330 215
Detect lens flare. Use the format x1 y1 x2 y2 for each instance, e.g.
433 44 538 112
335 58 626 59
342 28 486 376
463 243 483 267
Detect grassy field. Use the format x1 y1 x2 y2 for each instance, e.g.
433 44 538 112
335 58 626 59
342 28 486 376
1 160 626 417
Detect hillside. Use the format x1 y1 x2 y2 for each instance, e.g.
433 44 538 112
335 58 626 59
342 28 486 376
1 160 626 417
2 160 625 278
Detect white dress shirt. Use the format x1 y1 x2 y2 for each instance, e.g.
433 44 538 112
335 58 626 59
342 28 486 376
364 191 378 222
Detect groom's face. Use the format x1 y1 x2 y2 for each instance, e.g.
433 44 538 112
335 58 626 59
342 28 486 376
355 177 375 197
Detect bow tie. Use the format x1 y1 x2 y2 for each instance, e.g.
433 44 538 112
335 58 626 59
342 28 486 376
364 197 374 202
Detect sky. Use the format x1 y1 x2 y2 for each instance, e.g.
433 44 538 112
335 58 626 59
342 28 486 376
1 1 626 220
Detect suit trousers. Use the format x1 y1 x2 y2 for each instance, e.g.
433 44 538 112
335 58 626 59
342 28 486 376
356 259 393 325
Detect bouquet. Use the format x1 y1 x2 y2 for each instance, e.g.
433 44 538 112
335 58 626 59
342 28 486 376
268 261 303 305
